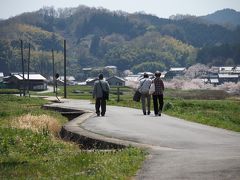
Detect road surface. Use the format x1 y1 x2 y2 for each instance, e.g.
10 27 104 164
47 99 240 180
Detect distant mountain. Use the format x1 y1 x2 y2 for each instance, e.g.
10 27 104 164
200 9 240 28
0 6 239 79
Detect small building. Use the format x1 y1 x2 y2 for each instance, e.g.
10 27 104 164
86 78 98 86
165 67 186 79
137 72 154 78
59 76 75 81
82 68 93 72
0 72 3 82
219 66 234 73
210 78 219 86
106 76 125 86
232 66 240 74
58 76 76 85
104 66 117 74
124 75 140 82
4 73 47 91
218 74 239 84
201 73 219 85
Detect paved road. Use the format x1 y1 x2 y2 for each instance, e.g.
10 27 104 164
48 99 240 180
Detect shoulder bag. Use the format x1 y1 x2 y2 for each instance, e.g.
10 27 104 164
99 80 109 100
133 80 146 102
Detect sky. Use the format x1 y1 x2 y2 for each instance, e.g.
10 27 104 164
1 0 240 19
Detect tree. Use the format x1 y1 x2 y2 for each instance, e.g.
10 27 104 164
184 63 209 79
131 62 165 74
90 35 100 55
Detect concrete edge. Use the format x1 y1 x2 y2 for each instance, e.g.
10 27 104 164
43 104 175 151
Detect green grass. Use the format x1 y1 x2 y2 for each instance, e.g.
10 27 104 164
163 99 240 132
0 95 146 179
4 86 238 177
0 127 145 179
41 85 240 132
0 95 66 126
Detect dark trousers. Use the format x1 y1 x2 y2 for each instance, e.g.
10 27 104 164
95 98 106 115
152 94 164 115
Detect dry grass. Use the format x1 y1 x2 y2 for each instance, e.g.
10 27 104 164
11 114 61 137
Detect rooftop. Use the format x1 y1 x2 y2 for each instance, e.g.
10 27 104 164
169 67 186 71
14 74 46 80
218 74 239 78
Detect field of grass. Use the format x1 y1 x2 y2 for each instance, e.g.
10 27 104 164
0 95 146 179
41 85 240 132
164 99 240 132
1 85 239 177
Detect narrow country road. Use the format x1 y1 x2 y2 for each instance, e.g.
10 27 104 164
47 99 240 180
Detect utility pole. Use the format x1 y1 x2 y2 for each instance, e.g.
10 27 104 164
20 40 25 96
52 49 55 93
27 43 30 97
64 40 67 98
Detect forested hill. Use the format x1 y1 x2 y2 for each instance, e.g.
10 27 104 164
0 6 240 78
200 9 240 28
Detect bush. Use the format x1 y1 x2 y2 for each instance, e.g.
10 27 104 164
163 102 173 111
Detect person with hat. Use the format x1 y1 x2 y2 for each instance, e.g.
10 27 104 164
138 72 152 115
152 71 164 116
93 74 110 116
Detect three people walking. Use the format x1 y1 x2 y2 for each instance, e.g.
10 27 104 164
93 71 164 117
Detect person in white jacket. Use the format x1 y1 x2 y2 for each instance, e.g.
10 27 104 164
138 73 152 115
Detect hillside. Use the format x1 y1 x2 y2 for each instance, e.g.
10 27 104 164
0 6 240 79
200 9 240 28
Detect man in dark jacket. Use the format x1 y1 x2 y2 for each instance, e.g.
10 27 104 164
152 71 164 116
93 74 110 116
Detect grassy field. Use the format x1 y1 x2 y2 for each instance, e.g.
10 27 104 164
0 95 146 179
1 86 239 178
164 99 240 132
40 85 240 132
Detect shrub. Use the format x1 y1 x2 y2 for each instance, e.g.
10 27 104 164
163 102 173 111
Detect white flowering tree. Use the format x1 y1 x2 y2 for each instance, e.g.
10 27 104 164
185 63 209 79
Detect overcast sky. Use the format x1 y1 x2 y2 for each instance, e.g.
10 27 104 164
1 0 240 19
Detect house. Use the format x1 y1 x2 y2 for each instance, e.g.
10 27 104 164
104 66 117 74
0 72 6 88
86 78 98 86
137 72 154 79
165 67 186 79
219 66 234 73
210 78 219 86
218 66 240 74
232 66 240 74
4 73 47 91
106 76 125 86
0 72 3 82
59 76 75 81
124 75 140 82
59 76 76 85
218 74 239 84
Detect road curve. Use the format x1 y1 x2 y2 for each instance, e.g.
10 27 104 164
48 99 240 180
